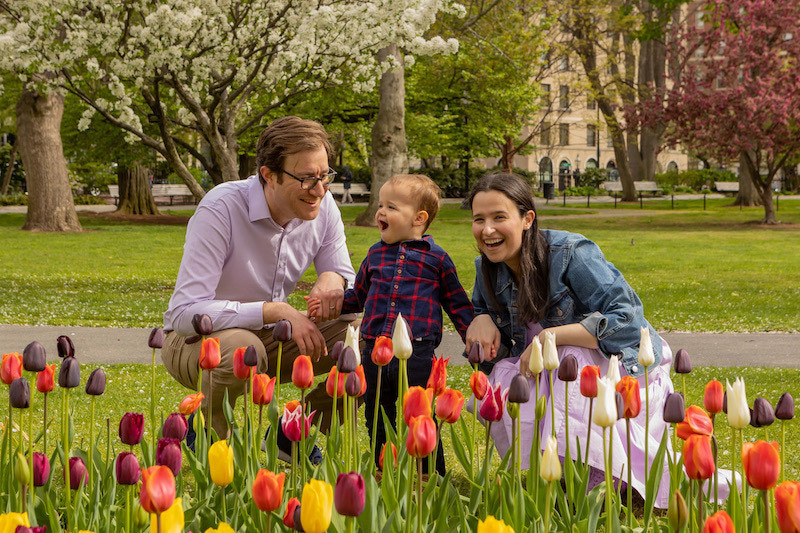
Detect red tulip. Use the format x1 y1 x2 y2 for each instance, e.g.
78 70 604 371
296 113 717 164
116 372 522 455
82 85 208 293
282 401 315 442
67 457 88 489
470 371 489 400
283 497 301 528
677 405 714 440
116 452 141 485
703 380 724 414
33 452 50 487
741 440 780 491
682 434 715 480
119 412 144 445
179 392 204 415
199 337 221 370
140 465 176 514
1 352 23 385
162 413 188 441
479 384 505 423
252 374 275 405
253 469 285 512
326 369 346 398
403 386 433 424
436 389 464 424
233 346 253 380
426 356 449 396
379 443 397 470
407 415 437 458
775 481 800 533
615 376 641 418
371 336 393 366
334 472 366 517
580 365 600 398
702 510 735 533
292 355 314 390
156 438 182 476
36 364 56 394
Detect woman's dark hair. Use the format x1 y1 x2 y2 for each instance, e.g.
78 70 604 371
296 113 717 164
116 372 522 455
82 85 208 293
467 173 550 324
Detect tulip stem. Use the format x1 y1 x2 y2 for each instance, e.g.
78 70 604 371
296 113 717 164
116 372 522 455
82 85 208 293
63 387 72 533
763 490 770 533
626 418 632 529
266 513 271 533
405 452 414 533
644 367 650 505
371 366 382 473
417 457 423 533
549 369 555 437
510 413 516 474
711 416 718 512
243 381 249 483
603 428 611 533
688 479 694 531
28 387 34 497
300 389 306 490
7 399 12 504
43 393 48 458
275 342 283 407
291 441 297 498
89 396 95 490
396 363 403 446
739 428 748 533
781 421 786 483
257 405 264 469
207 370 213 453
516 413 522 476
127 485 132 533
156 511 162 533
343 393 350 472
544 480 552 532
221 483 227 521
483 421 493 518
151 347 157 464
346 516 354 533
533 376 541 504
586 398 594 467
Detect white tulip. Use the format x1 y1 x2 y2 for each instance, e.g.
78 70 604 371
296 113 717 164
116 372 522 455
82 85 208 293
592 377 617 428
726 377 750 429
392 313 413 361
638 327 655 368
528 337 544 375
344 324 361 365
543 330 558 371
606 355 621 387
540 436 562 482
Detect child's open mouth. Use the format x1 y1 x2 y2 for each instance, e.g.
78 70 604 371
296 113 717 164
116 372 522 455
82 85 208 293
378 220 389 231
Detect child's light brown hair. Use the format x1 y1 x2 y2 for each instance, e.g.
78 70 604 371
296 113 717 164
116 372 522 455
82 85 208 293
386 174 441 231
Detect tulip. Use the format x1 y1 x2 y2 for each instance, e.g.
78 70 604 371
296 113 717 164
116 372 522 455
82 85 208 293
116 452 141 485
10 378 30 409
292 355 314 390
606 355 621 387
67 457 88 489
426 356 449 396
592 377 617 428
580 365 600 398
535 394 547 420
337 347 358 374
273 319 292 343
436 389 464 424
334 472 365 517
528 337 544 376
726 377 749 429
0 512 30 531
208 440 234 486
14 451 30 486
204 523 234 533
477 515 514 533
557 354 578 382
668 490 688 531
663 392 686 423
370 336 393 366
379 442 398 470
508 373 530 404
300 479 333 533
1 352 23 384
148 497 183 533
253 469 285 512
325 369 346 399
36 364 55 393
192 314 213 336
252 374 275 405
162 413 188 441
156 438 182 476
638 327 655 368
704 380 724 414
683 434 715 480
345 372 361 398
56 335 75 358
407 415 437 457
199 337 221 370
677 405 713 440
352 365 367 397
22 341 46 372
282 401 315 442
702 510 735 533
243 344 259 367
403 386 433 424
178 392 204 415
15 526 46 533
232 347 253 380
775 392 794 420
542 330 558 370
85 368 106 396
479 384 505 423
723 392 727 414
615 376 641 418
615 391 625 420
32 452 49 486
674 348 692 374
540 435 561 482
58 357 80 388
344 324 361 363
391 313 412 361
775 481 800 533
147 327 164 350
119 412 144 445
283 498 301 529
741 440 780 490
753 397 775 427
470 371 489 400
468 342 485 365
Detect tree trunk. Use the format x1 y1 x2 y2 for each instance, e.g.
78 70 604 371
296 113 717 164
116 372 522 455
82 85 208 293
355 44 408 227
501 136 514 173
117 165 159 215
758 185 776 225
1 140 18 195
783 162 798 192
16 90 82 232
735 152 762 207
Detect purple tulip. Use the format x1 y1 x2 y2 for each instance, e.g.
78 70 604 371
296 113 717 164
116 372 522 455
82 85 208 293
508 374 530 404
336 347 358 374
663 392 686 424
56 335 75 358
67 457 88 490
722 391 728 414
329 341 344 363
33 452 50 486
673 348 692 374
615 391 625 420
775 392 794 420
334 472 365 517
293 505 304 532
85 368 106 396
243 345 259 367
58 357 80 388
115 452 140 485
15 526 47 533
156 438 182 476
10 378 30 409
148 327 164 349
468 343 485 365
557 354 578 382
191 314 213 336
162 413 189 441
752 397 775 427
345 372 361 398
22 341 46 372
119 412 144 445
274 319 292 343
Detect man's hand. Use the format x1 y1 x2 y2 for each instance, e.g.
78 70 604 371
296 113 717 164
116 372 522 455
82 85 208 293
465 314 501 361
308 271 345 322
263 302 326 361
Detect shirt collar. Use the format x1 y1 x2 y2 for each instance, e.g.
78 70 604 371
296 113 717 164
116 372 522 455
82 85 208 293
247 175 270 222
494 262 513 292
380 234 433 249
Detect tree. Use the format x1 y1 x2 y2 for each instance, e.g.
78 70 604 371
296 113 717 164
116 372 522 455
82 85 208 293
630 0 800 223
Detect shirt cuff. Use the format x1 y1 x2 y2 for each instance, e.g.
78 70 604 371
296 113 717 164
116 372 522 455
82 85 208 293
238 301 266 330
580 311 607 338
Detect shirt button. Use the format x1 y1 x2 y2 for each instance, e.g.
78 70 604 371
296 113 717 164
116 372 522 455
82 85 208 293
399 255 405 260
397 268 402 274
391 302 395 307
496 317 502 324
631 365 639 373
394 284 399 289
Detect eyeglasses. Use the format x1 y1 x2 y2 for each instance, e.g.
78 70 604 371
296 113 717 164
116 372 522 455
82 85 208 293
281 167 337 190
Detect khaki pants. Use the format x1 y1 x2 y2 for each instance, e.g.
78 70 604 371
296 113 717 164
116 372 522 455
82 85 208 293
161 314 358 438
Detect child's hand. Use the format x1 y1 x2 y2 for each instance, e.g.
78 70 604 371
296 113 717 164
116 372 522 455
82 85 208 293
304 296 322 320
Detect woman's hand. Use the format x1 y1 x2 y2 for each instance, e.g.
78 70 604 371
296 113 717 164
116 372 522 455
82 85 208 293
465 314 502 361
518 342 534 376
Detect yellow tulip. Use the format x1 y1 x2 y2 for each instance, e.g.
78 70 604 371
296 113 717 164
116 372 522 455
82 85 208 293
300 479 333 533
150 498 184 533
0 512 29 533
209 440 234 486
726 377 750 429
392 313 413 361
477 515 515 533
543 331 558 371
540 436 562 482
205 522 235 533
527 337 544 375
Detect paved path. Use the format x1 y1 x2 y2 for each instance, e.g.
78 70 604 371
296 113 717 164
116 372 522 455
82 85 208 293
1 324 797 369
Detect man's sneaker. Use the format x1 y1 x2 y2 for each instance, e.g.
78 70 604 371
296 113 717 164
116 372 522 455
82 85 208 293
186 413 196 452
263 420 323 465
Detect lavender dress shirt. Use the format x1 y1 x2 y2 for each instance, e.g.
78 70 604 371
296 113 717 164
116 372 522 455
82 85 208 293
164 176 356 335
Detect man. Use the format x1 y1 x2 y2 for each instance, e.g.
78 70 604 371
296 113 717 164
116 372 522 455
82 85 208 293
162 116 357 443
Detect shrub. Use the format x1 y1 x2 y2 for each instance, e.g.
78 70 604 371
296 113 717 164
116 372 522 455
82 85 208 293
655 168 736 190
0 193 27 206
577 167 608 189
73 195 108 205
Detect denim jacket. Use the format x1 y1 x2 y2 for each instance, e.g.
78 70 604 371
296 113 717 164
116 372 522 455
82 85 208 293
472 229 663 377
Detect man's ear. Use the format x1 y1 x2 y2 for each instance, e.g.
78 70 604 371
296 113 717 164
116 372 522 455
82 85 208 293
260 166 277 188
413 210 429 228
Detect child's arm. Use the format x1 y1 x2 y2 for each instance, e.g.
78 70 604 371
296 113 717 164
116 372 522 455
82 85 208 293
340 253 372 314
438 252 475 342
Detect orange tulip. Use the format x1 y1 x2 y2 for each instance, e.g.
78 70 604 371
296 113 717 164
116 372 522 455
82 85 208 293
178 392 204 415
252 469 285 512
371 336 393 366
682 434 715 480
36 364 56 393
379 443 397 470
232 347 253 380
292 355 314 390
702 510 735 533
426 356 449 396
140 465 176 514
353 365 367 397
703 380 724 414
615 376 641 418
775 481 800 533
677 405 713 440
252 374 275 405
435 389 464 424
406 415 437 458
1 352 23 385
580 365 600 398
470 371 489 400
199 337 221 370
741 440 780 491
325 369 346 399
403 386 433 424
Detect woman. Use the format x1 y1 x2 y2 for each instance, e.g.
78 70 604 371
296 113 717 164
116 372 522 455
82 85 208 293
465 172 673 506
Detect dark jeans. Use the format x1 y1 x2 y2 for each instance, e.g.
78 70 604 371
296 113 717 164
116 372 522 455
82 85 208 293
362 338 445 475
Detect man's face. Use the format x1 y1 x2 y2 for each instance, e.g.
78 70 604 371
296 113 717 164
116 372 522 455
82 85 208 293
263 146 329 225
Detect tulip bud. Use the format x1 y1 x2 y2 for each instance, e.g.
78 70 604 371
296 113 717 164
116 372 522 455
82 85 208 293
536 395 547 421
407 415 437 458
726 378 749 429
478 384 504 423
243 345 259 367
580 365 600 398
119 412 145 445
283 497 301 529
15 451 31 486
615 391 625 420
192 314 213 336
543 331 558 370
540 436 562 482
775 392 794 420
148 327 164 349
606 355 621 387
300 479 333 533
85 368 106 396
179 392 204 415
156 438 182 476
668 490 688 531
468 342 484 365
233 347 254 380
15 527 46 533
403 386 433 423
592 377 617 428
752 397 775 427
293 506 305 532
1 352 23 385
56 335 75 358
162 413 189 441
345 372 361 398
116 451 141 485
292 355 314 390
775 481 800 533
252 375 275 405
663 392 686 424
326 369 345 399
344 324 361 365
33 452 50 486
10 377 30 409
508 374 530 404
379 443 398 470
470 371 489 400
133 504 149 528
678 406 713 443
507 401 520 419
391 313 413 361
273 319 292 343
58 357 80 388
528 337 544 376
436 389 464 424
703 380 723 414
208 440 234 487
674 348 692 374
741 440 780 491
199 337 221 370
68 456 88 489
682 435 715 480
557 354 578 382
426 356 449 396
702 511 735 533
749 408 759 428
36 364 56 394
140 465 175 514
329 341 344 363
22 341 46 372
638 327 655 368
722 391 727 414
334 472 365 517
337 346 358 374
253 469 286 512
370 336 393 366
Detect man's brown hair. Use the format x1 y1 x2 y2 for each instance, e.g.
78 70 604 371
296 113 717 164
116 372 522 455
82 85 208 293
255 116 332 183
386 174 441 231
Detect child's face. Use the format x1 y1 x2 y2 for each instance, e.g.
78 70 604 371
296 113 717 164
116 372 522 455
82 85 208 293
375 182 427 244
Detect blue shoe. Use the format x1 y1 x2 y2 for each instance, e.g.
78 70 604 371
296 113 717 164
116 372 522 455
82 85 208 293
186 413 196 452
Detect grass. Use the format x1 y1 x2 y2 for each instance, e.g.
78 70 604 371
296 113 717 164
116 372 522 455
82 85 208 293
1 199 799 331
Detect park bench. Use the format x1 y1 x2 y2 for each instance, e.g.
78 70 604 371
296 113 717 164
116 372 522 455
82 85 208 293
715 181 740 194
602 180 663 208
107 183 196 205
329 182 371 199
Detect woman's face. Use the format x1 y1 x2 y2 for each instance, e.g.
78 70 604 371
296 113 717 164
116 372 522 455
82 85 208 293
471 190 534 274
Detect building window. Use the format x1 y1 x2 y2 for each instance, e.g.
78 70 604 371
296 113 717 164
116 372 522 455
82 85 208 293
541 83 551 107
607 130 614 148
695 10 704 28
588 98 596 110
559 85 569 109
559 123 570 146
587 124 597 146
558 55 570 72
540 122 551 145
